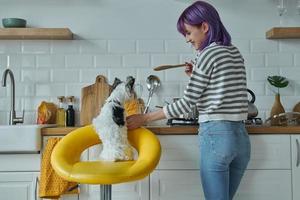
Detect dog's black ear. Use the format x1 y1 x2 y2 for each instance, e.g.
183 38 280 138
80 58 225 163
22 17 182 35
125 76 135 92
112 105 125 126
111 77 122 91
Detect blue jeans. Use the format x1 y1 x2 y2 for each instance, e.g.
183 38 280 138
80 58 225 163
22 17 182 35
199 120 251 200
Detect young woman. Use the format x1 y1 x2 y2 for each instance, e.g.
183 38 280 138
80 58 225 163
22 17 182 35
126 1 250 199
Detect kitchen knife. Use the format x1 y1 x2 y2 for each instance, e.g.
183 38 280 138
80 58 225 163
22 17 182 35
153 64 186 71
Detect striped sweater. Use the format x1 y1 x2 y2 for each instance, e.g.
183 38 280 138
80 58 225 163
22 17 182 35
163 42 248 122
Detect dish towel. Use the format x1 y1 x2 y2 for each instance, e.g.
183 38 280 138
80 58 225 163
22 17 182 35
39 137 79 199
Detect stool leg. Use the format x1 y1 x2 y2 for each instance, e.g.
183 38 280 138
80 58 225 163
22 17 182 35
100 184 112 200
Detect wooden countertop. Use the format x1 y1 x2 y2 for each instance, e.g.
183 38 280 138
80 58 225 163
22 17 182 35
41 125 300 136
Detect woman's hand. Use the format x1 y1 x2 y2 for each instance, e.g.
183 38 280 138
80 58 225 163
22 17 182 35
126 114 147 130
126 109 166 130
185 62 193 77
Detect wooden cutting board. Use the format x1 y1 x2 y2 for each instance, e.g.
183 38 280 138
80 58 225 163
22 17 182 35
80 75 112 126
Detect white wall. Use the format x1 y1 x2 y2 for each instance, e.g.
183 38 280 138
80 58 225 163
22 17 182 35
0 0 299 125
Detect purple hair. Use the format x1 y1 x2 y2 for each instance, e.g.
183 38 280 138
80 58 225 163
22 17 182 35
177 1 231 50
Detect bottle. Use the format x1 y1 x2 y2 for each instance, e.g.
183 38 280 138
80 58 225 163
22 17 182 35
56 96 66 127
66 96 75 127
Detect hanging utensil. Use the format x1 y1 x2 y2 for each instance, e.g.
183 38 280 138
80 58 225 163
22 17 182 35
153 64 186 71
144 75 161 114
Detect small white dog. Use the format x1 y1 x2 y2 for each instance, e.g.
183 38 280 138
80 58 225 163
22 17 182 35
92 76 136 161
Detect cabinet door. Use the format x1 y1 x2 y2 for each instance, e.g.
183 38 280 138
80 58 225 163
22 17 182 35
157 135 199 170
0 172 39 200
150 170 204 200
151 170 291 200
291 135 300 200
236 170 292 200
248 135 290 169
79 178 149 200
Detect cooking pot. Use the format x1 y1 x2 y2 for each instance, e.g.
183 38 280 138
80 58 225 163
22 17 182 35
247 89 258 119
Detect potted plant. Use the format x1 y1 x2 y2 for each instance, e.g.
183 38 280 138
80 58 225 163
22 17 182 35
267 75 289 125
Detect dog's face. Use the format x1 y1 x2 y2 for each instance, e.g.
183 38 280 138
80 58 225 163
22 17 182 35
111 76 136 101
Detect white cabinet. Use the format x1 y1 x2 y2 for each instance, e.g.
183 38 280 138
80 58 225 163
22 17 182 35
152 135 292 200
0 172 39 200
248 135 291 169
151 170 204 200
291 135 300 200
236 170 292 200
151 135 202 200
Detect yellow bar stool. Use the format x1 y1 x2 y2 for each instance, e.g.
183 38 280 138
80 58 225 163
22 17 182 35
51 125 161 200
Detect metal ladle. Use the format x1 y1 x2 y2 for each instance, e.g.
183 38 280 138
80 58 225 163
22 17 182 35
144 75 161 114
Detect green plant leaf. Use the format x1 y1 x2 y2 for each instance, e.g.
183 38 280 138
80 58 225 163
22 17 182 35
267 75 289 88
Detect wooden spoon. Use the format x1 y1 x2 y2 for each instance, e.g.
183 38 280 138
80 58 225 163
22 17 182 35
153 64 186 71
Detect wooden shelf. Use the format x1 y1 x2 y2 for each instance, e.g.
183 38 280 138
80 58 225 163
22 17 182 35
0 28 73 40
266 27 300 39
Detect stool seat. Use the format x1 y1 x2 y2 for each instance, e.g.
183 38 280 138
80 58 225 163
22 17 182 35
51 125 161 185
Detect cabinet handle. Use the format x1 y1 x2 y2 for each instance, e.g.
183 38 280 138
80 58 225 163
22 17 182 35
296 139 300 167
35 177 39 200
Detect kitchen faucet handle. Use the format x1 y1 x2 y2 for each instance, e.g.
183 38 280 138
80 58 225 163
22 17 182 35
13 110 24 124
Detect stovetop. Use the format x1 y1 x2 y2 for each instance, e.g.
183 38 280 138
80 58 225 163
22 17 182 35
167 118 199 126
167 117 263 126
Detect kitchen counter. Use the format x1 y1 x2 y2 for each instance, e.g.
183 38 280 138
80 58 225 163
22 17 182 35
41 125 300 136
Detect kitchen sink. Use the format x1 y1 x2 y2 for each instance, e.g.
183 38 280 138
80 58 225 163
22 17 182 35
0 124 53 153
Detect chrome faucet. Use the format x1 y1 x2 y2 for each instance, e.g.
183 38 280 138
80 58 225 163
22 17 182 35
1 69 24 125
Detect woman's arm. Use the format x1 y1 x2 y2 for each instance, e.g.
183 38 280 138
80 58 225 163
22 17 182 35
126 109 166 130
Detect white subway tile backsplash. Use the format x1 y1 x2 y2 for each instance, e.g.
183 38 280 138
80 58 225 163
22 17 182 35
108 68 137 82
108 40 135 53
0 41 22 54
243 53 265 67
22 41 50 54
0 98 10 111
66 84 86 97
95 55 122 67
136 69 165 82
251 68 280 81
151 54 179 66
123 54 150 67
280 68 300 81
22 69 50 83
0 87 6 97
280 40 300 53
37 55 65 68
15 83 35 97
23 112 36 124
266 53 293 67
51 40 80 54
251 40 278 53
247 82 266 95
294 54 300 66
0 112 8 124
156 82 181 96
0 38 299 123
24 97 51 111
36 84 65 97
52 69 80 82
232 39 250 53
165 40 193 53
65 55 94 68
1 55 21 69
80 40 107 54
80 69 108 83
21 55 36 68
137 40 164 53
